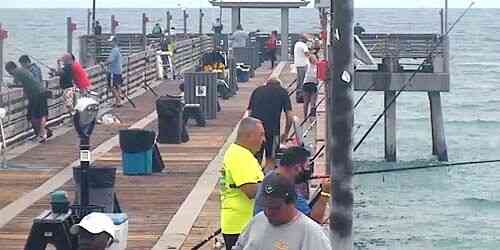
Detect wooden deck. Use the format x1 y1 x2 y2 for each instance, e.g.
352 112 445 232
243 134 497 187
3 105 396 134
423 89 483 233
0 64 279 249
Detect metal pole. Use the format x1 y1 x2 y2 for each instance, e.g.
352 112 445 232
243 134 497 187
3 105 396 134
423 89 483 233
280 8 289 62
445 0 449 32
111 15 116 35
328 0 354 249
0 23 4 92
79 136 90 218
67 17 73 54
92 0 96 34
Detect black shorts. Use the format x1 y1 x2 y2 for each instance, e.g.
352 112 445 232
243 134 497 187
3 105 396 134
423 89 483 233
107 73 123 88
28 94 49 119
303 82 318 94
264 133 279 158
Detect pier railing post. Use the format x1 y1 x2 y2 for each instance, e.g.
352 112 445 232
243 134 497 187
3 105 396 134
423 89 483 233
67 17 75 54
142 13 148 51
328 0 354 249
111 15 118 35
383 57 398 161
199 9 204 35
280 8 289 62
166 11 172 36
0 23 6 92
231 8 240 32
183 9 189 38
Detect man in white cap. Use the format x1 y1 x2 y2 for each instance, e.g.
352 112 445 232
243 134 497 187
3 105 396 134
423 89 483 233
71 212 116 250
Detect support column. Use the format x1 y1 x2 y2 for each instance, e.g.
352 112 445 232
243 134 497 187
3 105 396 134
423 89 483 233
231 8 240 32
166 11 172 36
383 57 398 161
67 17 74 54
428 92 448 161
0 24 5 91
183 9 189 37
280 8 289 62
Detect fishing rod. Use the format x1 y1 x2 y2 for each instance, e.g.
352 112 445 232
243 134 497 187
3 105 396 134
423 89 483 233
309 159 500 178
353 1 475 152
143 48 159 97
13 46 53 70
101 63 137 108
190 228 222 250
353 81 376 109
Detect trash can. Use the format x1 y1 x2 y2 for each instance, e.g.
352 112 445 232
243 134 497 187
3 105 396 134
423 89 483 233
156 96 185 144
184 72 218 120
73 167 117 213
236 64 250 82
119 129 156 175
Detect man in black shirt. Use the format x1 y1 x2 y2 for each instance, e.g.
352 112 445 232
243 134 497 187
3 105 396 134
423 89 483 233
247 77 293 171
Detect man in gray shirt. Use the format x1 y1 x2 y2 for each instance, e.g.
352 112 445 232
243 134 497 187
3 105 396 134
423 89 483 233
233 172 331 250
106 36 124 107
231 24 249 48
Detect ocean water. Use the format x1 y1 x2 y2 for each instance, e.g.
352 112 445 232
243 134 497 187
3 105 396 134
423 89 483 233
1 7 500 249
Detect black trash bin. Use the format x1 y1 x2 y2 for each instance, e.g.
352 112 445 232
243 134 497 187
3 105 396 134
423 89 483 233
156 96 189 144
73 167 116 213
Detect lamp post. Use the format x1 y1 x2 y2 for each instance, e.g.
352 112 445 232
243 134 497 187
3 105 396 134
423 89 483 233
92 0 96 34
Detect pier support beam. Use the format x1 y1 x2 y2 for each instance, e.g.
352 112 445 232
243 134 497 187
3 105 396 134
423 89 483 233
231 8 240 32
428 92 448 161
280 8 289 62
383 57 398 161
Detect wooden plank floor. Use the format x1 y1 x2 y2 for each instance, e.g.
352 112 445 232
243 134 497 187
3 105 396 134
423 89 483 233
0 67 273 249
180 65 308 249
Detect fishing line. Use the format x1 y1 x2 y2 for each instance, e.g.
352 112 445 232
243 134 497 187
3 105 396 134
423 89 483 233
353 1 475 152
12 46 54 70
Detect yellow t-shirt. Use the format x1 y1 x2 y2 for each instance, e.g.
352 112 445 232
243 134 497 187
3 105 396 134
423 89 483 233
220 143 264 234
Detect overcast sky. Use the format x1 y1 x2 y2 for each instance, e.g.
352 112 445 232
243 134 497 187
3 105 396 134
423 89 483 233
0 0 495 9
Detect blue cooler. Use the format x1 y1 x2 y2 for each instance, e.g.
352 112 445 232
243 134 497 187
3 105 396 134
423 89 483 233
119 129 156 175
236 64 250 82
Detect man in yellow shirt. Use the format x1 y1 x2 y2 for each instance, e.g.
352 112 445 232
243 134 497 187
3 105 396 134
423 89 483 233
220 117 265 249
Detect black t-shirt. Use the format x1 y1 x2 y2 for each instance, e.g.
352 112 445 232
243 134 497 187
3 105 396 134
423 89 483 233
248 84 292 135
59 64 74 89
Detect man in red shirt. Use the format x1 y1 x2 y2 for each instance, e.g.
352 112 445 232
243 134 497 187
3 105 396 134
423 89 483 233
265 31 278 69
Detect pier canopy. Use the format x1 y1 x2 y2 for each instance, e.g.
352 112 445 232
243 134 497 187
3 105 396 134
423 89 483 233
209 0 310 61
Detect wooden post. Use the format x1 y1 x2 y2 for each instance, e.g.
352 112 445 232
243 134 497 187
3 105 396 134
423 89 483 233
430 51 449 161
166 11 172 36
328 0 354 249
87 9 91 35
142 13 148 51
111 15 116 35
280 8 289 62
92 0 96 34
183 9 188 38
199 9 204 35
67 17 73 54
383 57 398 161
231 8 240 32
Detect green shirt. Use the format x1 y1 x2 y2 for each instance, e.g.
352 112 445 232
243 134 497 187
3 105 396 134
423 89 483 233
220 144 264 234
11 68 44 99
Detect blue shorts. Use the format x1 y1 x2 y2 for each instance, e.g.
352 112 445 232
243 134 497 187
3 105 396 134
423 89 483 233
107 73 123 88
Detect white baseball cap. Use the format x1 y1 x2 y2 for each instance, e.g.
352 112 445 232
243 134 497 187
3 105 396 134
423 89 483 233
72 212 116 239
107 36 116 42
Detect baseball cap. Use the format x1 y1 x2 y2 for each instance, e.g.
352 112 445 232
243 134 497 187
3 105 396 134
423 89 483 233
71 212 116 239
279 146 310 168
256 172 297 208
107 36 116 42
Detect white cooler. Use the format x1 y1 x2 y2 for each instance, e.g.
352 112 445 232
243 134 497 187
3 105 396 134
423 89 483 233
105 213 128 250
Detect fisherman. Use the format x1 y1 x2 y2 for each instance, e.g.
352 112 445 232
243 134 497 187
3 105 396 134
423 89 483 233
247 77 293 171
5 61 52 143
152 23 163 35
293 35 310 103
212 18 223 34
265 30 278 69
230 24 249 48
95 21 103 35
70 213 116 250
254 146 331 223
233 172 332 250
220 117 265 250
18 55 43 84
106 36 124 107
354 22 366 36
303 54 319 117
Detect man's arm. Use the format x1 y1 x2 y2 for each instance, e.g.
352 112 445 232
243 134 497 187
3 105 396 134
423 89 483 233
239 183 259 199
309 179 331 223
